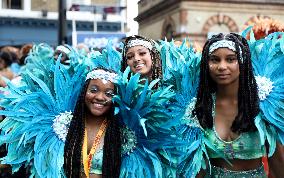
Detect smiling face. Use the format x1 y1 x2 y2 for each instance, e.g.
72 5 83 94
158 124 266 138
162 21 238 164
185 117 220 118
84 79 114 117
126 45 152 77
208 47 240 87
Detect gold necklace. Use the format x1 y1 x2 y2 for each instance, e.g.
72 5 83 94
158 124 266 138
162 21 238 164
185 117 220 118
82 119 108 177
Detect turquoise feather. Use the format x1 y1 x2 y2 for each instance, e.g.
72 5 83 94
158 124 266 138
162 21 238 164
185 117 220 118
0 44 86 177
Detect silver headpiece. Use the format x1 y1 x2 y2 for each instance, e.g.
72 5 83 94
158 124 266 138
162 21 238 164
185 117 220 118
126 39 153 50
86 69 118 84
209 39 243 62
209 40 236 54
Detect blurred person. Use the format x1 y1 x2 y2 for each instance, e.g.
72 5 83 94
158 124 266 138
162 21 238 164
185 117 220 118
1 46 20 74
54 45 72 65
0 51 14 87
76 43 90 55
19 44 33 66
0 49 28 178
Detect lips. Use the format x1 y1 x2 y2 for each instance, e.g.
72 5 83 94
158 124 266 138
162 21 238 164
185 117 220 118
216 74 230 79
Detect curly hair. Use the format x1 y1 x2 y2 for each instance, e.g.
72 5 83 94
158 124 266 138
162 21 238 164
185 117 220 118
121 35 163 81
193 33 259 133
63 68 121 178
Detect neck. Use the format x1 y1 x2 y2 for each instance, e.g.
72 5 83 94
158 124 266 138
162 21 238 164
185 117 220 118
216 83 238 100
143 70 154 82
85 112 106 127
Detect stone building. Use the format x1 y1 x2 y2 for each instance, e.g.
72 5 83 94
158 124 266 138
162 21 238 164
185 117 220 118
135 0 284 45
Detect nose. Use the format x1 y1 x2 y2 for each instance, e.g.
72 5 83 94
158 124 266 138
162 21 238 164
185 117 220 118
95 91 106 101
217 60 227 70
133 54 141 62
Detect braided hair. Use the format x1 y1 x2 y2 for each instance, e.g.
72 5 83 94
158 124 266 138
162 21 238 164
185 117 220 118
193 33 259 133
121 35 163 81
63 68 121 178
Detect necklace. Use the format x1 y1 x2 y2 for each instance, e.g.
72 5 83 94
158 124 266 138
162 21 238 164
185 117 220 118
82 119 108 177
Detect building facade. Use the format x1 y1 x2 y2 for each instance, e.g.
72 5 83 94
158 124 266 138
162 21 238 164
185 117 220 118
136 0 284 45
0 0 127 47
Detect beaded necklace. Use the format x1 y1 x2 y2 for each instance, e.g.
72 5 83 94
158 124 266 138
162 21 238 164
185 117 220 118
82 119 108 177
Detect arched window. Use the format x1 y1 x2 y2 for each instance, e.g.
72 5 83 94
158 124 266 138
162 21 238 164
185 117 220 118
162 16 176 40
202 14 239 35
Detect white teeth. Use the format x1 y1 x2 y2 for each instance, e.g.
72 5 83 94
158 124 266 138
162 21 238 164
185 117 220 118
135 64 144 68
94 103 104 108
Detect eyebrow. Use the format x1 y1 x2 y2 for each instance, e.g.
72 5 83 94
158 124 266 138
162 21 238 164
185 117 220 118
137 48 149 52
126 47 148 54
209 54 237 57
89 84 114 91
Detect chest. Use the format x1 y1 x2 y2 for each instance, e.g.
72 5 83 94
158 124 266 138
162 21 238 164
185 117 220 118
214 104 239 141
86 128 105 153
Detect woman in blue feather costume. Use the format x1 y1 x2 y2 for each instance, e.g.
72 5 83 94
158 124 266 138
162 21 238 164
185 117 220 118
121 35 188 177
63 67 122 178
176 32 284 178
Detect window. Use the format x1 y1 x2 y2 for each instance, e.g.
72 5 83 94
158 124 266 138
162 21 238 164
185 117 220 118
2 0 23 9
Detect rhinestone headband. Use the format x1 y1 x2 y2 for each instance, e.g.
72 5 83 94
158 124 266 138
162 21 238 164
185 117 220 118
126 39 153 50
86 69 118 84
209 40 236 54
209 39 243 62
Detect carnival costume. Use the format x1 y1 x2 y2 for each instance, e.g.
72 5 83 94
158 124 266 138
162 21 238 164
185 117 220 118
0 41 178 178
159 39 207 177
159 30 284 177
118 37 181 178
0 43 86 177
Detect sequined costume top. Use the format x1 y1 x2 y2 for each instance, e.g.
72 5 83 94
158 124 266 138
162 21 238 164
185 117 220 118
205 127 266 159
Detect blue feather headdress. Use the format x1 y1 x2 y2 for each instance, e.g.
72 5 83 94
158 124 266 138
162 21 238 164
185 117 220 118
0 43 86 177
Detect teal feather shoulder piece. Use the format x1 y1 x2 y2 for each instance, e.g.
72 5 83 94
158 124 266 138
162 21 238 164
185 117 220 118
243 30 284 153
113 68 177 178
0 44 86 177
158 39 211 177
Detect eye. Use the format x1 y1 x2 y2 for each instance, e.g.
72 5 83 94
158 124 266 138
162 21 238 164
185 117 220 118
105 90 115 98
126 54 134 60
89 86 98 93
227 56 237 63
209 56 219 63
139 51 147 56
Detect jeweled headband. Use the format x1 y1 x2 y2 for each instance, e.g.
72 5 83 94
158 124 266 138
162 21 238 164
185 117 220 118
209 40 236 54
209 39 243 62
86 69 118 84
126 39 153 50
